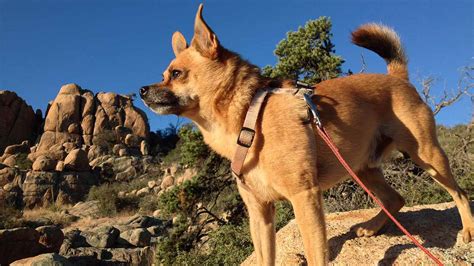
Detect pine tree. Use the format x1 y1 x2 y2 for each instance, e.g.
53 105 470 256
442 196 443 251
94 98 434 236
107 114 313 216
262 17 344 84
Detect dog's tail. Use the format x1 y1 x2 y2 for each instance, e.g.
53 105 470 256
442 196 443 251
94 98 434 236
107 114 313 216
351 23 408 80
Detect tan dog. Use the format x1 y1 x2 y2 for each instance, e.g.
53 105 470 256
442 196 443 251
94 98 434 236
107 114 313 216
140 4 473 265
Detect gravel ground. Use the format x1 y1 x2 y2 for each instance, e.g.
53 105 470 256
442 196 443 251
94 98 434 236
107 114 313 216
242 201 473 265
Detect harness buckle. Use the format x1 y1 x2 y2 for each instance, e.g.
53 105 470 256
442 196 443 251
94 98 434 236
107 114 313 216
237 127 256 148
303 93 322 128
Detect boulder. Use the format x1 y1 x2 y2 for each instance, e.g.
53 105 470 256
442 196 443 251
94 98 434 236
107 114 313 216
68 201 101 218
81 226 120 248
36 225 65 253
4 140 30 155
0 227 43 265
0 91 42 154
117 229 151 247
136 187 150 197
63 149 90 172
61 246 153 265
10 253 72 266
115 166 137 181
0 166 16 186
118 148 129 157
56 172 99 205
32 155 57 171
22 171 59 208
176 168 197 184
2 155 17 167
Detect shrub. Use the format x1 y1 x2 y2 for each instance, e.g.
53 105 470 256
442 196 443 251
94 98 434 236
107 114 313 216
0 202 22 229
87 177 150 216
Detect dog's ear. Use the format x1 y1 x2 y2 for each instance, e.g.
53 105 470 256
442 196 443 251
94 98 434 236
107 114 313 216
172 32 188 56
191 4 220 59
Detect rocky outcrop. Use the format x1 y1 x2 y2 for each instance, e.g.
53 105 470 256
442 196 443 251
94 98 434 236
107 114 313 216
0 90 42 154
59 215 167 265
29 83 149 164
0 84 155 211
242 201 473 265
21 170 99 209
0 225 63 265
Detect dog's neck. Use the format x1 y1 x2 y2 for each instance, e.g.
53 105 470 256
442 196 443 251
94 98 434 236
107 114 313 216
187 50 293 159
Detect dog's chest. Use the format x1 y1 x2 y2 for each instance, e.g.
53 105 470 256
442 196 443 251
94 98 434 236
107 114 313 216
198 124 236 160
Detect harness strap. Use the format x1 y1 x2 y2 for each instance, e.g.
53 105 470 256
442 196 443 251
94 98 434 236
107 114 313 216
231 85 314 182
231 89 270 181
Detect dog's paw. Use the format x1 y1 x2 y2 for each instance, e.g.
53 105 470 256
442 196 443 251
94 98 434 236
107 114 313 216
354 226 377 237
462 226 474 243
352 219 384 237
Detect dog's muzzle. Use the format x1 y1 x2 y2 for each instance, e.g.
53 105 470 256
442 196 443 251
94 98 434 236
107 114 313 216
139 86 150 98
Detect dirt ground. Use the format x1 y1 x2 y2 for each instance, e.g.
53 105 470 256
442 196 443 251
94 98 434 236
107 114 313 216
242 201 473 265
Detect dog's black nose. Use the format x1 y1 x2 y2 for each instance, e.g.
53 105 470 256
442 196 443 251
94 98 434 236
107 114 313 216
140 86 149 97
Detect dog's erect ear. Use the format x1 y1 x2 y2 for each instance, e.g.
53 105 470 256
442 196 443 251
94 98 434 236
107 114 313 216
172 32 188 56
191 4 220 59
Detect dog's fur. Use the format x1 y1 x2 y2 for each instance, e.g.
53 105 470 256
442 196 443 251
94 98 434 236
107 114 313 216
140 5 473 265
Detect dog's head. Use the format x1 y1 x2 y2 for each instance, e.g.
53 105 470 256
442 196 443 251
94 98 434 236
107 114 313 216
140 4 234 117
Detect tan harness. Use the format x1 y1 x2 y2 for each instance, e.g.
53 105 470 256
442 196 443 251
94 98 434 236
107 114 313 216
230 81 317 183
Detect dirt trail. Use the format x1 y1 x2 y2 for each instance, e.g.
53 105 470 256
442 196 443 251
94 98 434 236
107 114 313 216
242 201 473 265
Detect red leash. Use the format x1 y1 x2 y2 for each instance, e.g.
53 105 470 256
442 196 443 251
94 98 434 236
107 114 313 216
316 126 444 266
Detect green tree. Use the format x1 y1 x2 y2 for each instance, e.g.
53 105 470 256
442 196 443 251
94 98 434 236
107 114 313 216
262 17 344 84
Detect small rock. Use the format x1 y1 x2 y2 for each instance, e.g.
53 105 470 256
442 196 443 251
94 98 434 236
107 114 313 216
140 140 149 156
147 180 157 189
161 175 174 190
152 210 161 218
55 160 65 171
147 225 163 236
136 187 150 197
153 186 161 194
118 148 129 157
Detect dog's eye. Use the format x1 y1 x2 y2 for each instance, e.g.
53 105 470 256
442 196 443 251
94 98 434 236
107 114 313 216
171 70 182 79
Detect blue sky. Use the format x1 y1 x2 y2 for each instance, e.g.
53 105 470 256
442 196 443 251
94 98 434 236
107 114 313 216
1 0 472 131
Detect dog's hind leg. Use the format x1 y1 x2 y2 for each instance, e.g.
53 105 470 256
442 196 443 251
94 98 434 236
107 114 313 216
393 107 474 243
403 141 473 243
352 167 405 237
290 186 328 266
238 186 276 266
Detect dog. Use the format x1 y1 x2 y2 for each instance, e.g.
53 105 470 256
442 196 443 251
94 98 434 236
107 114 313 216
140 4 473 265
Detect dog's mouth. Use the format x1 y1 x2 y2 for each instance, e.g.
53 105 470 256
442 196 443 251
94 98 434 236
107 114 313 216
143 99 180 115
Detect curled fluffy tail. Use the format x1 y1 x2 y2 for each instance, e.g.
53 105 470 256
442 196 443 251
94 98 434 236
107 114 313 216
352 23 409 80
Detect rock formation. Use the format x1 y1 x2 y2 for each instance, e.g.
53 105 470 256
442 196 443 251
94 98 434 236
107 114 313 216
29 83 149 164
0 90 42 154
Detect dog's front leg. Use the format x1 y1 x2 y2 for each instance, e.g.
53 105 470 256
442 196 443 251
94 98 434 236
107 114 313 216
290 186 328 266
239 185 276 266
